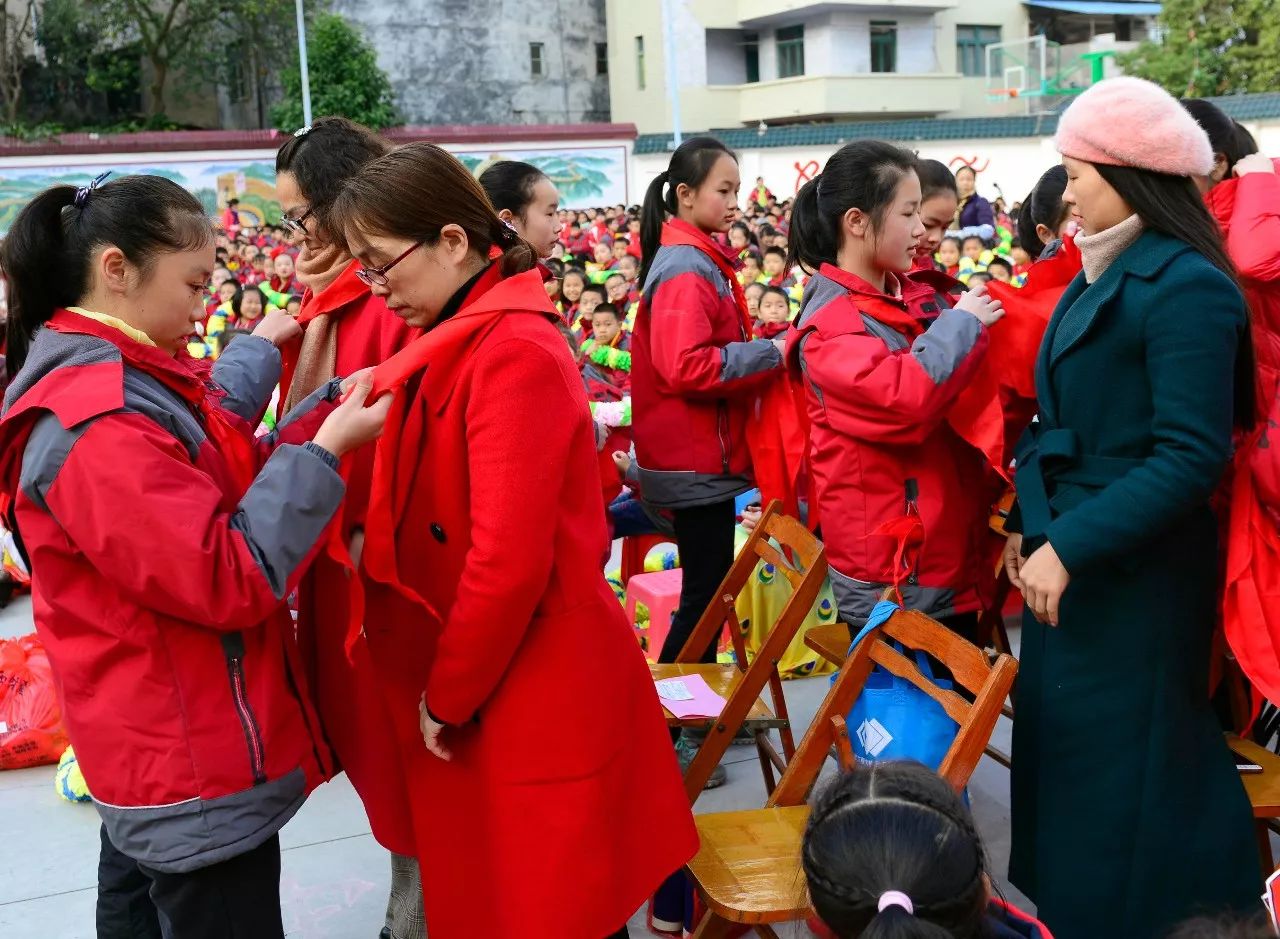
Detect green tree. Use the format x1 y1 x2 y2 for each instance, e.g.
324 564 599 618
1119 0 1280 97
271 12 397 131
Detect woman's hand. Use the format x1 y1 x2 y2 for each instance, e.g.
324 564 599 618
312 377 393 458
1020 541 1070 627
1003 533 1025 591
419 694 452 762
1234 153 1276 177
251 307 302 347
955 282 1005 327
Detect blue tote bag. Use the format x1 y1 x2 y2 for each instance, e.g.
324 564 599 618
835 599 959 770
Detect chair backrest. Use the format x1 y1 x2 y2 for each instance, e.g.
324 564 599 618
675 499 827 666
766 608 1019 808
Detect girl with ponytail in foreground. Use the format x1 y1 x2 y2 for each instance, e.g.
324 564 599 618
328 143 697 939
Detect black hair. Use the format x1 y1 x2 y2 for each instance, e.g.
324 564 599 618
804 763 987 939
605 271 625 283
744 281 766 297
788 140 918 274
275 116 388 237
227 198 240 206
591 302 619 320
967 272 991 285
580 283 608 302
916 159 959 203
1016 165 1069 258
562 267 587 287
760 285 790 305
1181 99 1258 170
231 284 268 318
544 257 565 278
478 160 551 221
286 294 303 307
741 250 762 266
985 257 1013 275
729 221 757 248
3 175 211 374
1093 162 1255 428
954 165 977 181
763 244 786 260
617 253 639 269
639 135 737 286
940 236 961 250
962 234 985 246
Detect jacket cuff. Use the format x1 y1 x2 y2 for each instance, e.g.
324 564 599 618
303 441 340 471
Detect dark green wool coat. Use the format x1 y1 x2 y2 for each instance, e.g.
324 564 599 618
1009 230 1261 938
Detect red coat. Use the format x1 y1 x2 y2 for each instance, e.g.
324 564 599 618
0 313 340 871
285 264 420 855
358 266 696 937
631 219 782 507
787 265 999 624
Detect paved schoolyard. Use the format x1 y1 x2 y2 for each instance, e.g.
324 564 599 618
0 592 1028 938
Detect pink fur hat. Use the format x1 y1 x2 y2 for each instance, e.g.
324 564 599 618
1055 76 1213 178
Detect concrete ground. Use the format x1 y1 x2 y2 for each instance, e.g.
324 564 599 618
0 592 1028 938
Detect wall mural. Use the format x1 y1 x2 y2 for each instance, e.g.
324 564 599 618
0 144 630 232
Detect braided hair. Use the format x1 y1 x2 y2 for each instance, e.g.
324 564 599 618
802 763 988 939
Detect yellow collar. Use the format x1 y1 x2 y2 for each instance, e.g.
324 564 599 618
66 307 157 347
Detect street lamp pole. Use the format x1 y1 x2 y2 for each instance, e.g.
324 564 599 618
295 0 313 127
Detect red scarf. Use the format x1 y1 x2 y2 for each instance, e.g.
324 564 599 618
44 310 257 495
660 219 755 338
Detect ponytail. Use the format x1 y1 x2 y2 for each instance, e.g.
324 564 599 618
638 135 737 288
490 217 539 278
638 171 670 287
1017 165 1068 259
2 174 208 376
3 185 79 375
786 141 918 277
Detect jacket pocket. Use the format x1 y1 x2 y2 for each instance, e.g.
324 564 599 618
221 632 267 786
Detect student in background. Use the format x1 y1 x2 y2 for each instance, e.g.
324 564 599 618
913 159 960 272
478 160 563 261
753 286 792 339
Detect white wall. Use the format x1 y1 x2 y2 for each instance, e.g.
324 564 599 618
706 29 747 85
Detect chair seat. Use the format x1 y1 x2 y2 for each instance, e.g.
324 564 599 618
650 663 788 730
687 806 812 922
1226 734 1280 817
804 623 851 668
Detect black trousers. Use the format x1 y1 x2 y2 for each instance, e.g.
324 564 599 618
658 499 737 664
96 825 284 939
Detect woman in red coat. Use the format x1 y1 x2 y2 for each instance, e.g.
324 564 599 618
329 143 698 939
273 116 423 938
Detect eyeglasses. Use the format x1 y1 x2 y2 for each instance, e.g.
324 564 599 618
280 207 314 236
354 242 422 288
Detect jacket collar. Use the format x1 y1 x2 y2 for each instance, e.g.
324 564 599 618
1042 228 1193 372
661 218 741 269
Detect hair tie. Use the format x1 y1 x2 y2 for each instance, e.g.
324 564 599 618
293 124 312 138
878 891 913 915
74 171 111 209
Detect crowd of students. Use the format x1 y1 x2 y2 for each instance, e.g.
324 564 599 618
0 76 1278 939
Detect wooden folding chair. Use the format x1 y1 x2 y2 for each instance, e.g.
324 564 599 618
652 499 827 802
686 608 1019 937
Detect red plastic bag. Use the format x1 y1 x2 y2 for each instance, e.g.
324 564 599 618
0 633 69 769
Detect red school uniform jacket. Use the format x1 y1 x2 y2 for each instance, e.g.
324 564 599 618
355 265 697 938
282 260 420 855
0 314 343 872
787 264 1000 626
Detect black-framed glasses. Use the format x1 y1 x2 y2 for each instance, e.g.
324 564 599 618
355 242 422 288
280 207 314 236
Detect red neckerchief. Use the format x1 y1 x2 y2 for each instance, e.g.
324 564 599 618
43 309 256 495
297 259 369 326
816 263 927 341
660 219 755 337
332 263 561 658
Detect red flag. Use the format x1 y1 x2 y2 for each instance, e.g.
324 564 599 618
745 370 808 521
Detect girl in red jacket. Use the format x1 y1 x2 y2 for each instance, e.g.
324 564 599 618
327 142 697 939
632 136 783 667
478 160 564 260
273 116 423 939
785 141 1005 631
0 175 390 938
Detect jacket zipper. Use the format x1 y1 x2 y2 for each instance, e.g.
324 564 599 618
904 478 920 587
222 632 267 786
717 401 730 474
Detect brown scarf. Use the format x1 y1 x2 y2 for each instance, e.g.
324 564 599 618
1076 214 1144 284
283 243 353 413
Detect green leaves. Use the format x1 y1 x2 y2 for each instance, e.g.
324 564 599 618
1119 0 1280 96
271 13 398 131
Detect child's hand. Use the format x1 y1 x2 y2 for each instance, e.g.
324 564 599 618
612 450 632 478
251 307 302 347
955 283 1005 327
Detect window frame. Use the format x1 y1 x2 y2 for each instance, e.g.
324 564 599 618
776 24 805 79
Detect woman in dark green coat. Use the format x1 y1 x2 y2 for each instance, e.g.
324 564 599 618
1004 77 1261 938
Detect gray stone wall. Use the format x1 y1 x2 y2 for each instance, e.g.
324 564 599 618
331 0 610 125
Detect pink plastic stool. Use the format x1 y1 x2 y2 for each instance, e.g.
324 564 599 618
625 568 683 660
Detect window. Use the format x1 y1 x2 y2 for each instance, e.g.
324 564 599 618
870 21 897 73
743 31 760 83
635 36 646 90
596 42 608 76
530 42 545 77
777 25 804 78
956 25 1002 77
225 41 247 101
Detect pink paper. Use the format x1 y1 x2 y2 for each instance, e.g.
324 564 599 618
655 673 727 720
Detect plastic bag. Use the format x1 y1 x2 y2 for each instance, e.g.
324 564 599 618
0 633 69 769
